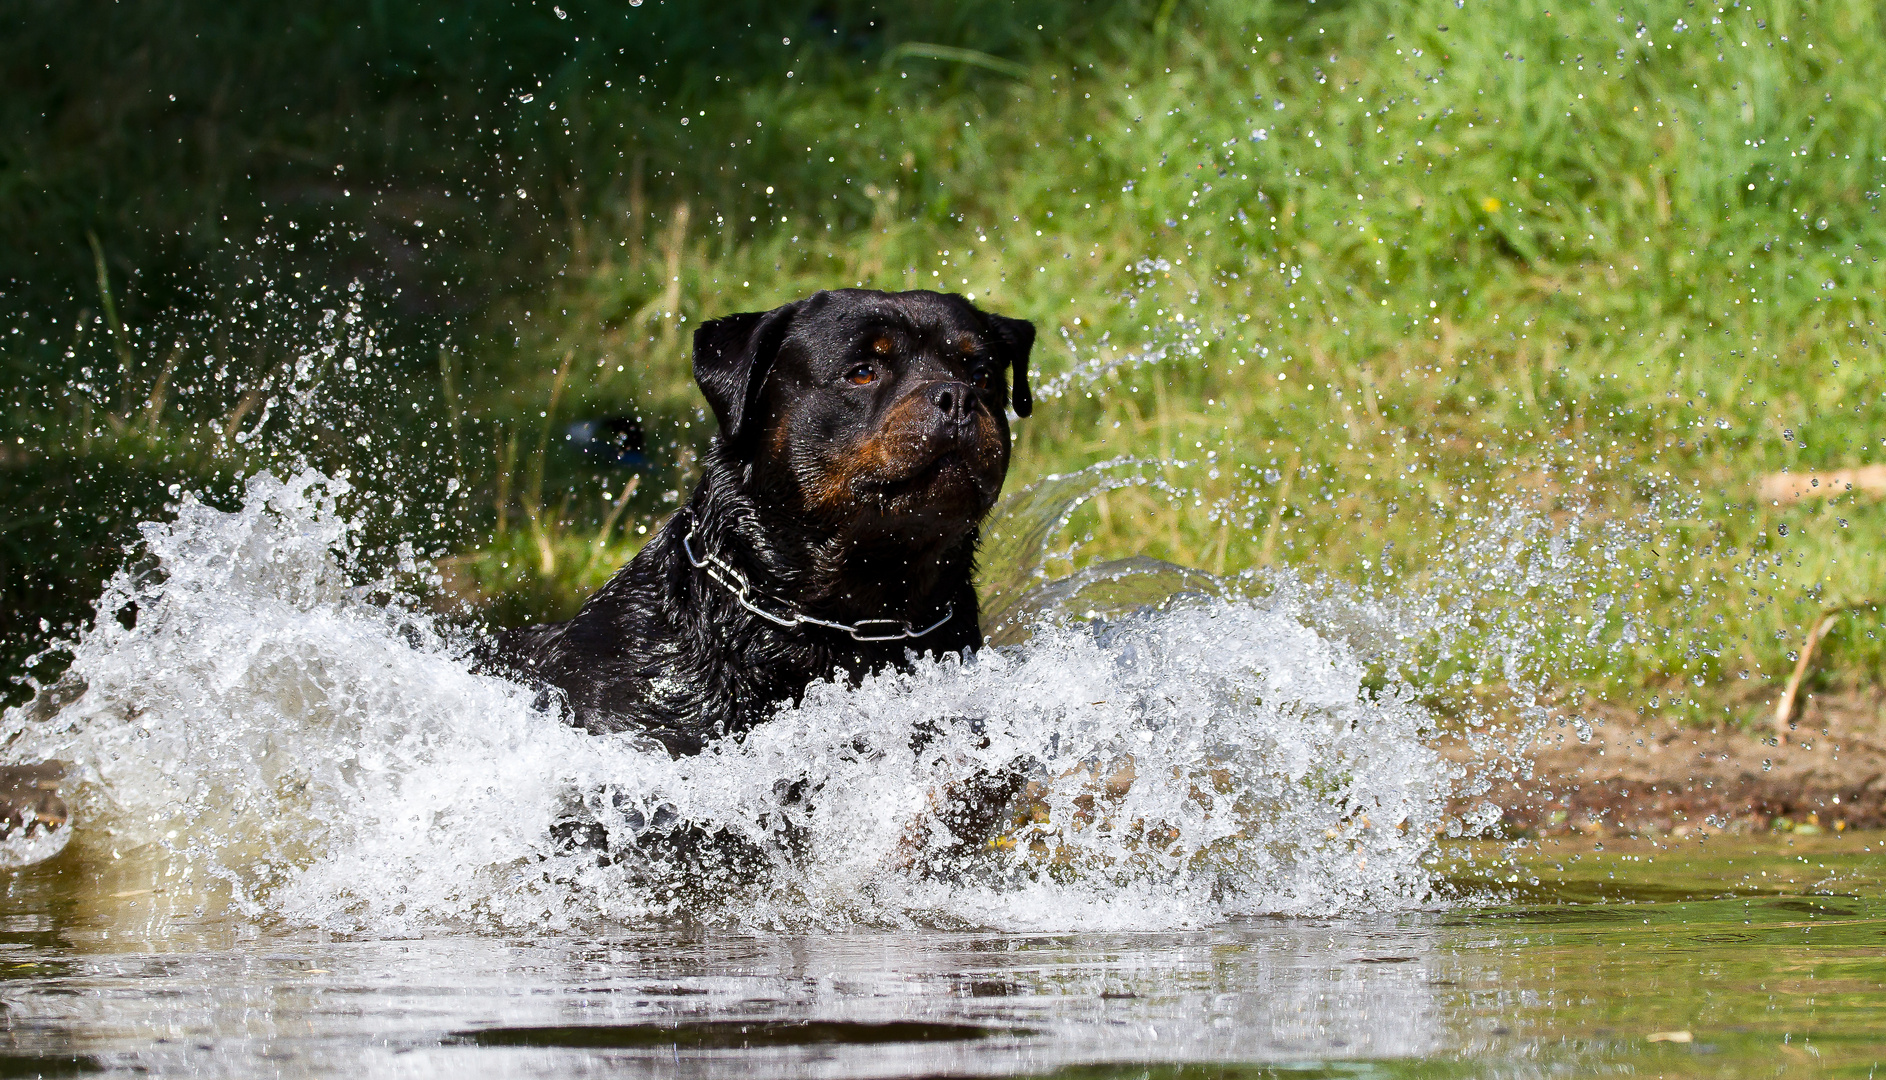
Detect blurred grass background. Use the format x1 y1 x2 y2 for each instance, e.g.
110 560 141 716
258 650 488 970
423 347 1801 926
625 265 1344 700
1 0 1881 721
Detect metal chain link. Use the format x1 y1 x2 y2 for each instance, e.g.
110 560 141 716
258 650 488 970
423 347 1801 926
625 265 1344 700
680 519 954 643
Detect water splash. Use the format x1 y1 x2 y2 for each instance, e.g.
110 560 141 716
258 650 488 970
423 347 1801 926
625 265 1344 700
2 467 1482 934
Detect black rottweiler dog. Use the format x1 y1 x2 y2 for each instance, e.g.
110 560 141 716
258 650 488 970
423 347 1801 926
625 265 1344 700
486 289 1034 758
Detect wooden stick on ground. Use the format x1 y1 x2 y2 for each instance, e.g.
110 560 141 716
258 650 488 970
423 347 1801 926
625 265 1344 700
1774 602 1879 733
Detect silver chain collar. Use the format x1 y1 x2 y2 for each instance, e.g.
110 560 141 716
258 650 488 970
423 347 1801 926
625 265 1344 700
680 519 955 643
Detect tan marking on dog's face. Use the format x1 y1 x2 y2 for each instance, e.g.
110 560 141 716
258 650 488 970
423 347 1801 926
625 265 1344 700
767 397 797 462
871 335 895 356
799 396 922 512
799 390 1008 517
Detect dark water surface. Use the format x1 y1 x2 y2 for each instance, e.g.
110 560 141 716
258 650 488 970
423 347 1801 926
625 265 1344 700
1 834 1880 1078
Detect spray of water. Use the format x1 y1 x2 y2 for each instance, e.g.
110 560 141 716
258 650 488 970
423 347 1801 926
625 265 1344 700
0 460 1549 934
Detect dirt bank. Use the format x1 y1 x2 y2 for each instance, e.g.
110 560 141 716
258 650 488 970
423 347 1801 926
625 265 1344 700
1461 688 1886 838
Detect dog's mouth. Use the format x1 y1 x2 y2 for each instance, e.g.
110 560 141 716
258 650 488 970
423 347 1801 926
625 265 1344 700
868 447 1001 513
795 414 1009 531
906 448 978 485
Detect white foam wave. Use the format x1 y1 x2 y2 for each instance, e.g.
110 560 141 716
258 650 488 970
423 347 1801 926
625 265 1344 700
4 470 1461 934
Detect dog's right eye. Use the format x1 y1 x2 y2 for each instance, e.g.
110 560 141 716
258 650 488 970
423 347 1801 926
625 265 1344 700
846 364 877 386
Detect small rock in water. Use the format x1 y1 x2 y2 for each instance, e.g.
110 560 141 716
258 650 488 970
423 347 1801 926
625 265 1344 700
1646 1030 1693 1044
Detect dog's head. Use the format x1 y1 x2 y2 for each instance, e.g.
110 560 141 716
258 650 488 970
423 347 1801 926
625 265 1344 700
693 289 1034 540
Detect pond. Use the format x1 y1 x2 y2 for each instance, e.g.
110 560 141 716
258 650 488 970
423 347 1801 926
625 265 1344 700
1 834 1879 1078
6 3 1885 1075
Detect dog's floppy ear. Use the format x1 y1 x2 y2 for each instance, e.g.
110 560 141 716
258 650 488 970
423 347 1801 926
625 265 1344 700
982 311 1036 418
693 301 800 451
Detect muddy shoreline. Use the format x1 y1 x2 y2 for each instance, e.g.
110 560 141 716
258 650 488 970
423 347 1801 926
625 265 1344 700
1458 688 1886 838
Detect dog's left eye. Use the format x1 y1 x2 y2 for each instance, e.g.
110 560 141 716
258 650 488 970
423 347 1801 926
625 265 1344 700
971 368 992 389
846 364 877 385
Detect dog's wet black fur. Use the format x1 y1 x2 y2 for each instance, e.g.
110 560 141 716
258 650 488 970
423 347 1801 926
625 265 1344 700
481 288 1034 759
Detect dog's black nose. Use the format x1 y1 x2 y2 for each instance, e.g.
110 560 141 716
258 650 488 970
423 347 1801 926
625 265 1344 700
930 381 976 427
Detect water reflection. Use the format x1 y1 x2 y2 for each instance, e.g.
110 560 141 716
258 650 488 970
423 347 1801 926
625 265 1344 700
1 920 1458 1077
7 836 1884 1077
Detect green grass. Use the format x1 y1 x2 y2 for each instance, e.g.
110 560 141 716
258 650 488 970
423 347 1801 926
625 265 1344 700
3 0 1883 721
